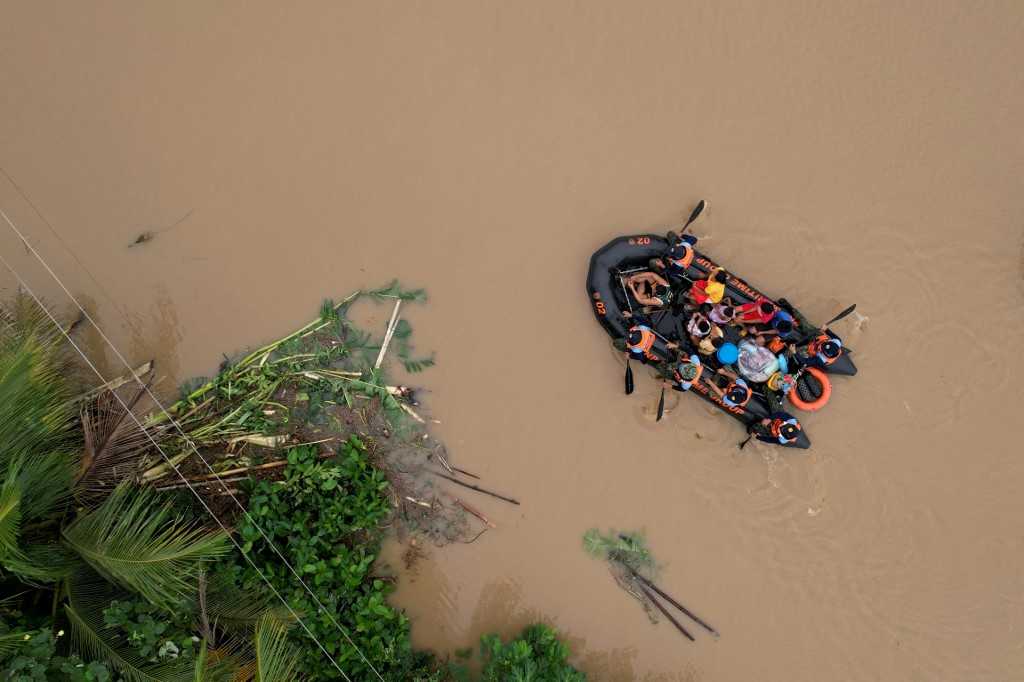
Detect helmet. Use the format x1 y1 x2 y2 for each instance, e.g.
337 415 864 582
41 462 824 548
628 329 643 346
678 362 699 381
780 422 800 442
821 340 841 358
726 385 748 404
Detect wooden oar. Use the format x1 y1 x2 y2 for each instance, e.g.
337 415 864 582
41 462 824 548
680 199 706 234
795 304 857 345
825 303 856 326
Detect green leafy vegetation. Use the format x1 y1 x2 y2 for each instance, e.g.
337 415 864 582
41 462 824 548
582 528 654 573
0 288 587 681
229 438 430 679
478 624 585 682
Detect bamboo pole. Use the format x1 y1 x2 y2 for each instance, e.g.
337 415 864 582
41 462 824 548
638 584 695 642
374 299 402 369
430 471 520 505
452 497 496 528
77 361 153 400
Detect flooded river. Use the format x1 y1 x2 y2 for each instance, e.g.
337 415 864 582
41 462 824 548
3 2 1024 679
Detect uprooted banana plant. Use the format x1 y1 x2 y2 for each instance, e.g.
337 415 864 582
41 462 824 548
139 283 431 482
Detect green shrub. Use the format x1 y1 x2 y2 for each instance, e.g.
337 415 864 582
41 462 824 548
0 628 115 682
479 624 585 682
233 437 433 680
101 599 198 664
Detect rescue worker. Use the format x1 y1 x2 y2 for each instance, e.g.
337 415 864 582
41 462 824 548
622 323 678 364
791 333 843 369
708 367 752 409
652 232 698 281
750 412 803 445
665 352 703 392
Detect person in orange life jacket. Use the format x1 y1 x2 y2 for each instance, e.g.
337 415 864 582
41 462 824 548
707 366 752 408
651 233 698 281
687 267 728 306
664 352 703 392
790 332 842 369
621 317 679 364
626 271 672 308
735 297 778 325
749 411 802 445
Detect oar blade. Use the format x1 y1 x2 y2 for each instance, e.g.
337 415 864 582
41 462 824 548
682 199 706 231
656 386 666 421
826 303 856 327
625 359 635 395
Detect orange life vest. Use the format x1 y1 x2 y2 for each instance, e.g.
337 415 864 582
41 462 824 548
673 361 704 386
666 243 694 270
626 326 656 355
725 382 752 408
770 417 801 439
806 334 840 366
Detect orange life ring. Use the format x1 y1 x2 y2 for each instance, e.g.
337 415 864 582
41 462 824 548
788 366 832 412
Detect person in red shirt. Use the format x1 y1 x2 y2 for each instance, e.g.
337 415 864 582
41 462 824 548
736 297 778 325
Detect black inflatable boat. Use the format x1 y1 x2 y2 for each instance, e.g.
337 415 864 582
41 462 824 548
586 233 858 449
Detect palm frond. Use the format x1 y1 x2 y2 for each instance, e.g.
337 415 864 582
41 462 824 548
65 604 195 682
367 280 426 302
2 542 78 584
0 631 29 658
191 640 235 682
0 300 79 473
582 528 655 573
62 485 230 610
12 450 74 523
252 613 303 682
77 384 157 505
203 575 297 634
0 460 22 560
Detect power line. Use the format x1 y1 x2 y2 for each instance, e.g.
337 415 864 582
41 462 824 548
0 251 354 682
2 206 389 681
1 206 387 679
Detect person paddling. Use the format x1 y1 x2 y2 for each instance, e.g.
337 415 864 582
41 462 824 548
665 352 704 392
622 323 678 364
791 333 843 369
652 233 698 282
750 412 803 445
708 367 752 409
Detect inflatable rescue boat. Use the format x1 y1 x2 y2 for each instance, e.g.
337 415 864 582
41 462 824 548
586 232 858 449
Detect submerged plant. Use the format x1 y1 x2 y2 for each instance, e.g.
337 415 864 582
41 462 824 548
582 528 655 575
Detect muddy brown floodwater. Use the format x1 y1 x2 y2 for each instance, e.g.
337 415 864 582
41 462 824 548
3 2 1024 680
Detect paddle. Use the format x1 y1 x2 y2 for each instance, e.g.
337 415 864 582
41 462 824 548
656 385 666 421
681 199 706 234
825 303 856 327
795 304 857 346
625 358 634 395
